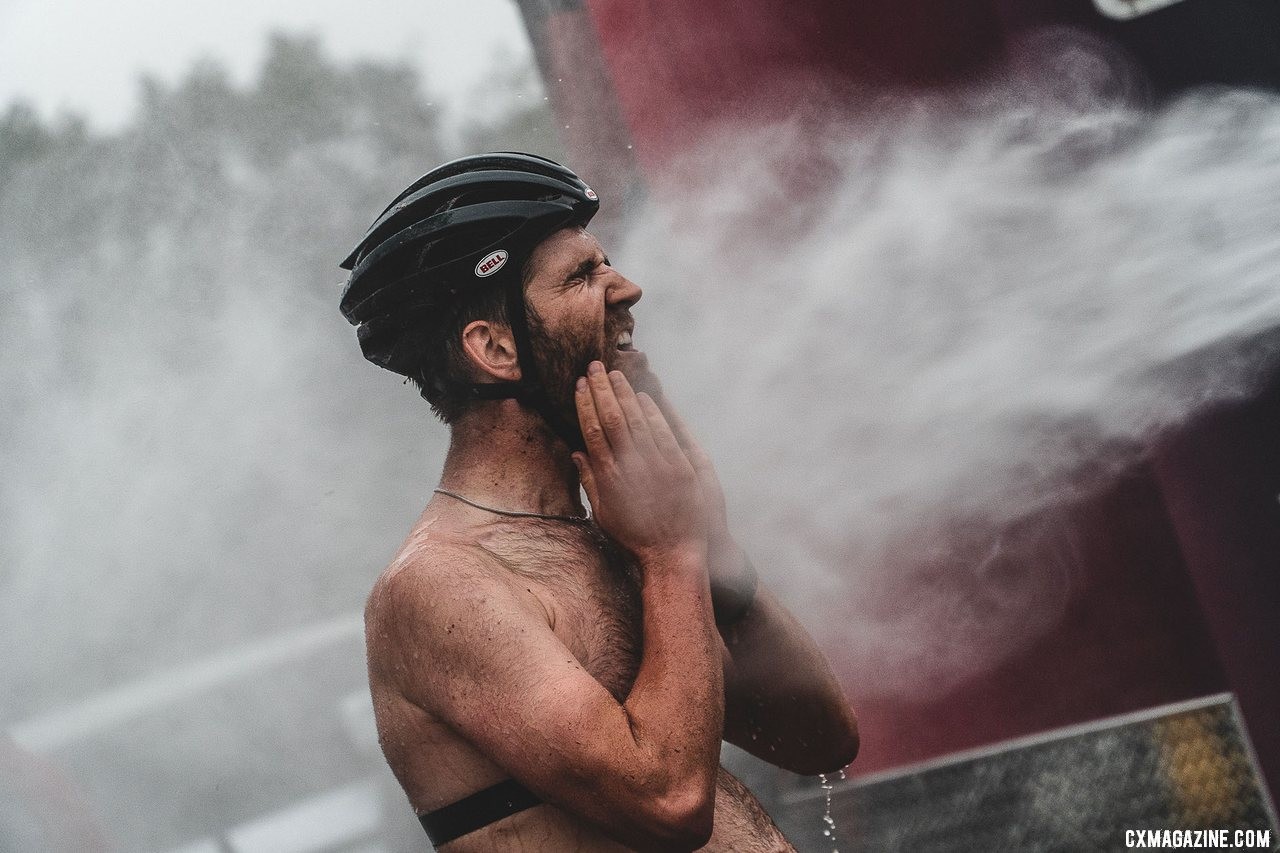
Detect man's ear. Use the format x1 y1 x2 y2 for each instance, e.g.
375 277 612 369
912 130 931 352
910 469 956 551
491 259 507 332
461 319 522 382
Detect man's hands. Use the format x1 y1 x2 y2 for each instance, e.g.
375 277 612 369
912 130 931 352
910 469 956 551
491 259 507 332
654 395 758 617
568 360 724 845
607 360 757 615
568 356 855 778
573 361 708 566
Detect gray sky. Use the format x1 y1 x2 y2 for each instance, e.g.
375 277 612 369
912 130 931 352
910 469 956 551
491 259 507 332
0 0 531 131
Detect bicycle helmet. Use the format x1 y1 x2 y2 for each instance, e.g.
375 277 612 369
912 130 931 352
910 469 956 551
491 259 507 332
339 152 600 448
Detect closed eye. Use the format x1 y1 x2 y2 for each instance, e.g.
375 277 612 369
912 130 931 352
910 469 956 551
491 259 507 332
563 256 611 288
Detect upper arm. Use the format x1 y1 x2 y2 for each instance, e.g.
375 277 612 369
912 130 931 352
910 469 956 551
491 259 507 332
376 549 623 780
368 546 705 847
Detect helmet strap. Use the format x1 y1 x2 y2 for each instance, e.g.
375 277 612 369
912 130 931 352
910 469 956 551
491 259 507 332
463 277 586 453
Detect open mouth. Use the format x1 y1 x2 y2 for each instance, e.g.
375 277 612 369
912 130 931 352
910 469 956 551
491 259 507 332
615 329 636 352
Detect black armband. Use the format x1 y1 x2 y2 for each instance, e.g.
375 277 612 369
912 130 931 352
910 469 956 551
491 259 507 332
712 555 759 626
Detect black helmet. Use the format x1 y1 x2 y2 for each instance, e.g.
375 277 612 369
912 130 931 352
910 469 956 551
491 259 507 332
338 152 600 448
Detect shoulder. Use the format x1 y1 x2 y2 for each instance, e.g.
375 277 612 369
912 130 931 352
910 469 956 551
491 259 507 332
365 531 553 680
365 530 578 722
367 530 543 628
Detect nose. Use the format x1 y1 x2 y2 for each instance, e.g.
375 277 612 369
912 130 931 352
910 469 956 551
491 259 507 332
607 269 642 309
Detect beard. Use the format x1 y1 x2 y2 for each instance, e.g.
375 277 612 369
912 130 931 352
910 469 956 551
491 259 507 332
524 302 653 450
524 305 606 446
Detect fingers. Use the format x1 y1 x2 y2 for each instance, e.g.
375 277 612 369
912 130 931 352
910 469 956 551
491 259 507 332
637 392 687 466
579 361 662 460
575 376 613 461
609 369 661 458
585 361 634 457
573 366 710 556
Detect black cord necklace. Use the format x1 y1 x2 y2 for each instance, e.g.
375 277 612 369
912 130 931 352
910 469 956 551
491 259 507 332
433 487 591 524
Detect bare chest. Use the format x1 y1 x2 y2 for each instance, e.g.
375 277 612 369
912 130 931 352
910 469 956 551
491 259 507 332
483 522 643 701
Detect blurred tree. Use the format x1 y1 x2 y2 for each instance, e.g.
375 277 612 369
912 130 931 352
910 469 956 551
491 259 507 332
0 30 568 851
0 102 88 189
0 30 566 683
249 34 344 164
0 29 583 853
0 31 561 705
0 103 54 175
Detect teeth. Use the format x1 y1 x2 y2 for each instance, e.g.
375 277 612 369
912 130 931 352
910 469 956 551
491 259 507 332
616 331 633 347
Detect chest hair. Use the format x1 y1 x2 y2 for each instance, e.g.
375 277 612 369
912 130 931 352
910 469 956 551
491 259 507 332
479 521 643 701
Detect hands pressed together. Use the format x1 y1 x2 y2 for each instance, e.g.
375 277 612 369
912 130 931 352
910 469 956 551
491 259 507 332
572 361 756 611
573 361 855 781
572 361 708 566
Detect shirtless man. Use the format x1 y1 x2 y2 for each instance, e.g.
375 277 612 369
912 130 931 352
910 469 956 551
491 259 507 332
339 153 859 851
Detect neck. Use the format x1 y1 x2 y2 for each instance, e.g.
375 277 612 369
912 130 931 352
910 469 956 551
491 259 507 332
439 399 584 517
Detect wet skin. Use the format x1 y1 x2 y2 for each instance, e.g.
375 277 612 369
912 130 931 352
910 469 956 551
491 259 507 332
363 227 858 851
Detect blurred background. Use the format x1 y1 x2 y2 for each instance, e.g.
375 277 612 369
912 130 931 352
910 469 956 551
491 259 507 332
2 0 1278 851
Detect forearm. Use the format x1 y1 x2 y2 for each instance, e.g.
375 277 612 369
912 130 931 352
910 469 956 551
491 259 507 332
567 366 727 848
623 546 725 795
633 381 859 773
721 584 859 774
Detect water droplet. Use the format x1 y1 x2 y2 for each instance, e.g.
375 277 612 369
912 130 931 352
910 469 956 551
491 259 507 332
818 772 840 852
